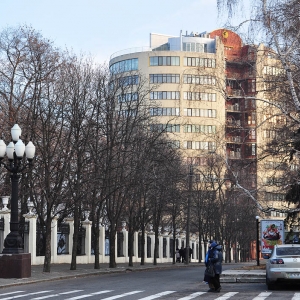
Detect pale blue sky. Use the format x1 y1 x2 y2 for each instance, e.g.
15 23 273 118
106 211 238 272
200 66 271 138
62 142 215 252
1 0 236 64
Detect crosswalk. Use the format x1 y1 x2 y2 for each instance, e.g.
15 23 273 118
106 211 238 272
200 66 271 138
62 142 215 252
0 290 300 300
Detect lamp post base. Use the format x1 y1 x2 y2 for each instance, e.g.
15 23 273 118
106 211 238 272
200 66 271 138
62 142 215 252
0 253 31 278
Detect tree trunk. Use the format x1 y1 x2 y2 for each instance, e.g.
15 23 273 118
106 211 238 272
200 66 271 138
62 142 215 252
128 225 134 267
109 228 117 268
153 228 158 265
43 217 52 272
93 221 100 269
140 225 145 265
70 205 79 270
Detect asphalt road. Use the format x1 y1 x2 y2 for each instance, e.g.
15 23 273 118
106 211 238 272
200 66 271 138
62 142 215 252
0 266 300 299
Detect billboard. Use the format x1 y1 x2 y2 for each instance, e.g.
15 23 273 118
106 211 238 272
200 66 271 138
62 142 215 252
261 219 285 254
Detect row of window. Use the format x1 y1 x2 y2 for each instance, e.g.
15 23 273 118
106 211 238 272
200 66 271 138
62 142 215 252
150 91 180 100
264 129 285 139
166 140 217 151
184 141 216 150
149 107 217 118
183 92 216 101
184 108 216 118
184 57 216 68
183 75 216 85
184 125 216 133
185 157 211 167
150 74 180 84
118 93 138 103
150 124 180 133
263 66 284 76
150 56 180 66
182 43 208 53
118 75 139 86
110 58 138 73
264 192 285 201
150 107 180 116
149 124 216 134
150 91 217 101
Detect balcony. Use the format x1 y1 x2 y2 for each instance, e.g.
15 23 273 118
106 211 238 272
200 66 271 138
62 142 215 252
228 151 241 159
226 103 241 111
227 136 242 143
226 118 241 127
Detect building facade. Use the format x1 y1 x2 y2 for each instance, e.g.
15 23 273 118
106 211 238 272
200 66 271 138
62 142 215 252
109 29 292 223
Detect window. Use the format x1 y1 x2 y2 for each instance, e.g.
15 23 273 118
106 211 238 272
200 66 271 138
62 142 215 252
118 93 138 103
110 58 138 74
184 141 216 151
183 108 216 118
184 125 216 133
184 57 216 68
150 91 180 100
183 92 216 102
183 75 216 85
150 124 180 133
169 140 180 148
183 43 207 53
265 192 285 201
118 75 139 86
150 107 180 116
150 74 180 84
150 56 180 66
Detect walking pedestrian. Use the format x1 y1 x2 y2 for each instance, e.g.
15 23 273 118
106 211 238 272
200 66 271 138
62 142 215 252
179 246 185 263
204 241 215 291
208 241 223 293
176 248 181 262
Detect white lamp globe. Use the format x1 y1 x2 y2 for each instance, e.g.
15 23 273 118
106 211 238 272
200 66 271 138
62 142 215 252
25 141 35 160
6 141 15 160
0 139 6 158
15 139 25 158
11 124 21 142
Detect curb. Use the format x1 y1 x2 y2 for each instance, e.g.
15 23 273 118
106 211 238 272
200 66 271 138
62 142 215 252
221 277 265 283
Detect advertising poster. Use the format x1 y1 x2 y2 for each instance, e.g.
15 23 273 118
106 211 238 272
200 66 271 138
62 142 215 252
261 219 285 254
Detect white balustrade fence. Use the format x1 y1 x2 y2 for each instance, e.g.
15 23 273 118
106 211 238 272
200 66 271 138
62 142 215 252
0 210 208 265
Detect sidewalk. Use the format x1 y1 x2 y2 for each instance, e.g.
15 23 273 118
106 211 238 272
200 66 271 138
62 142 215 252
0 262 265 288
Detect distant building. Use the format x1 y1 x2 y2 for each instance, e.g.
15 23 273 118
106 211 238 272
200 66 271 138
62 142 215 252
109 29 293 221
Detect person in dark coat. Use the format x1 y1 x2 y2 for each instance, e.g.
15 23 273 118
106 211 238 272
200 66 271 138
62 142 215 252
204 241 215 291
209 241 223 292
179 246 185 263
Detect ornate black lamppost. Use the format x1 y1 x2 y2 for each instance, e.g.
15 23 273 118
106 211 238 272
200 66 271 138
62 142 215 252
0 124 35 254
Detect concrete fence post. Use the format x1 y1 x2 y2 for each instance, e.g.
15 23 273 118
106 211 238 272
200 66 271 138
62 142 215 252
23 213 37 263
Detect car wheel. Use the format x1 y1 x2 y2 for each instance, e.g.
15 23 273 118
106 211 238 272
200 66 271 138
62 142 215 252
266 276 276 290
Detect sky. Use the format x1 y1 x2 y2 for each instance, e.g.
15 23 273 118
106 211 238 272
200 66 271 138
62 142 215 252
0 0 238 65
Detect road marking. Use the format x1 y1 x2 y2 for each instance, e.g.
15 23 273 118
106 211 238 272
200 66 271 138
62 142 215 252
215 292 239 300
178 292 207 299
101 291 143 299
252 292 272 300
31 290 83 299
64 290 112 299
0 291 53 300
0 291 24 297
292 293 300 300
137 291 176 299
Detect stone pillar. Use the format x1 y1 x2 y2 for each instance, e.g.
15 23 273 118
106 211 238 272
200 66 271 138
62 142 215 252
133 231 139 262
149 233 155 261
23 213 37 263
164 234 170 260
64 217 74 257
122 230 128 260
51 216 58 263
0 209 10 253
82 220 92 262
99 225 105 262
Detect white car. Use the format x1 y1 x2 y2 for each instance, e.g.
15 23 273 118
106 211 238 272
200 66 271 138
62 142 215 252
265 244 300 290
